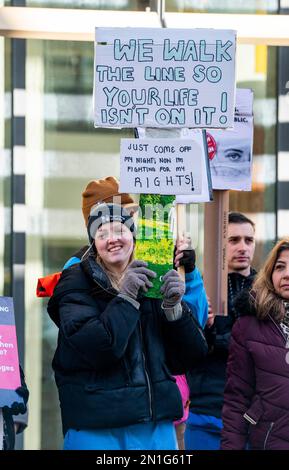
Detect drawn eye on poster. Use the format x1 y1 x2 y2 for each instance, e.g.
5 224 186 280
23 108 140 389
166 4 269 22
205 88 254 191
175 88 253 198
208 130 252 190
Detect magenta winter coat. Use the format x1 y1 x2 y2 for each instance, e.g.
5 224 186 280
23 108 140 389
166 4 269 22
221 293 289 450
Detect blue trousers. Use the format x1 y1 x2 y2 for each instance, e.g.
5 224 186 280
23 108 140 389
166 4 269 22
185 412 222 450
64 421 178 450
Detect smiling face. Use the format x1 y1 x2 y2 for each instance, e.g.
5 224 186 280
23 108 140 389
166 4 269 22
272 249 289 300
227 222 255 276
95 221 134 273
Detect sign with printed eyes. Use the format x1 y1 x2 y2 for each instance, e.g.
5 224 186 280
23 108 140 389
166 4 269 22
206 88 254 191
176 88 253 198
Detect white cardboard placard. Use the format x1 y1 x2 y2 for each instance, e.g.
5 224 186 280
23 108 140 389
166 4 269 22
137 128 213 202
175 88 254 202
120 138 204 195
94 27 236 129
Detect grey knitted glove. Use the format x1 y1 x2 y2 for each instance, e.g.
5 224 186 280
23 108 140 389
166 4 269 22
119 260 156 300
160 269 185 308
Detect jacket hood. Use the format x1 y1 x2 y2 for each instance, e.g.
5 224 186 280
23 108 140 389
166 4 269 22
47 255 117 327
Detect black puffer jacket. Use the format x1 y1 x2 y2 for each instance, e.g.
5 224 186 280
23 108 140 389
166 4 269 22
47 255 208 435
187 268 256 418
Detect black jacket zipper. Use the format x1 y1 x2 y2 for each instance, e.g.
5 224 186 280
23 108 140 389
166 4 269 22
139 320 153 420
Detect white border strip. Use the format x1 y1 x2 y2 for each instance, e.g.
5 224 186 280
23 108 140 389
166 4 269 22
0 8 289 44
278 210 289 238
165 12 289 46
278 152 289 181
0 7 161 40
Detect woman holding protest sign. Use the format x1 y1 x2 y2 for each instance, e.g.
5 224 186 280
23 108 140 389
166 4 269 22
47 178 207 450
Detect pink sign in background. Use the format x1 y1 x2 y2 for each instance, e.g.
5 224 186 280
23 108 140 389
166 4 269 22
0 324 21 390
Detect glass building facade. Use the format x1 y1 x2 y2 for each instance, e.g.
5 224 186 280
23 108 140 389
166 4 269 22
1 0 289 449
166 0 278 14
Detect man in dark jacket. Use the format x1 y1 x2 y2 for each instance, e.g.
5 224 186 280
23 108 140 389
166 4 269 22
185 212 257 450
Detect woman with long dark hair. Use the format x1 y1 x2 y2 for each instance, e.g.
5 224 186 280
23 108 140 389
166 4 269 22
221 238 289 450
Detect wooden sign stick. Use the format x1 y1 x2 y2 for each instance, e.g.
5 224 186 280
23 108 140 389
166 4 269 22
176 203 186 281
204 190 229 316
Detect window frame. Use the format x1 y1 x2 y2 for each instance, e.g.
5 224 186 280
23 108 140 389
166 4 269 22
0 6 289 45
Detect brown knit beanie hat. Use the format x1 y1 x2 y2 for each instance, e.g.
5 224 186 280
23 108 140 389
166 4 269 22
82 176 137 226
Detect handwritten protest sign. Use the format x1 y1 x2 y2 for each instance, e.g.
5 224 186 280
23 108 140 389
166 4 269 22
120 138 204 195
94 28 236 128
0 297 22 408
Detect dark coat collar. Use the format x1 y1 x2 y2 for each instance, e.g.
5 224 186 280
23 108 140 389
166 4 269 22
81 254 118 298
228 267 257 284
47 255 117 326
233 288 257 318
